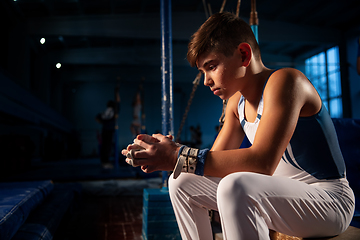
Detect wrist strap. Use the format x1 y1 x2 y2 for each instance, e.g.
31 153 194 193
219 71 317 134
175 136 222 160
173 146 208 179
173 145 186 179
195 149 209 176
184 147 199 174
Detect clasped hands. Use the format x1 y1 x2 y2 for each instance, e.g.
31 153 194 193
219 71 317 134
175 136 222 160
121 134 181 173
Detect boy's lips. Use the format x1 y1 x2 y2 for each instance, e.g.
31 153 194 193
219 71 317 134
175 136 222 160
211 88 220 95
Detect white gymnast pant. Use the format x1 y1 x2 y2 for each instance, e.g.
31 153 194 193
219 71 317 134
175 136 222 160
168 172 355 240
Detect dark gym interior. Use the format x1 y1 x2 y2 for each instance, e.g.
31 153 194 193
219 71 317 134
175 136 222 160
1 0 360 239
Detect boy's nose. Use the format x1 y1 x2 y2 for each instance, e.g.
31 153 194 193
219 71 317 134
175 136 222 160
203 75 214 87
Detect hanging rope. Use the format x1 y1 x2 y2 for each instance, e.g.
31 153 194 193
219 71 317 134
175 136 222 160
249 0 259 42
250 0 258 23
208 3 213 16
219 0 227 13
202 0 209 19
218 99 228 130
176 72 202 142
236 0 241 17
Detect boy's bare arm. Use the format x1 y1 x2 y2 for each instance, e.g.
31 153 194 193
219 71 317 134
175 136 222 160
211 92 245 151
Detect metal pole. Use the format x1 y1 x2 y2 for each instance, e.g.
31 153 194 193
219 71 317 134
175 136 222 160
160 0 173 189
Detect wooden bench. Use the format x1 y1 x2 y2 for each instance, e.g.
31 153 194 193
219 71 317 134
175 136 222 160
269 226 360 240
214 226 360 240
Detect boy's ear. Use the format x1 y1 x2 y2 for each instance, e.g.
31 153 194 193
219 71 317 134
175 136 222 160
237 43 252 67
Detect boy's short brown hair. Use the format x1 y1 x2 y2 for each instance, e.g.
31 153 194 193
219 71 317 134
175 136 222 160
187 12 261 67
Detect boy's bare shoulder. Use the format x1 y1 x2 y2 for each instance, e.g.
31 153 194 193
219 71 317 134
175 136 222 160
264 68 320 115
270 68 307 81
266 68 310 92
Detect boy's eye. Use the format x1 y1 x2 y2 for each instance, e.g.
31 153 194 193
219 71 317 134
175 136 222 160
209 65 216 70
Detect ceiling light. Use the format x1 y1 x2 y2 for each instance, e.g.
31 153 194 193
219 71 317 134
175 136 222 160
56 63 62 69
40 38 45 44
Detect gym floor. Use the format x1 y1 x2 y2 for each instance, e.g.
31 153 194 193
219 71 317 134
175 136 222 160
54 194 144 240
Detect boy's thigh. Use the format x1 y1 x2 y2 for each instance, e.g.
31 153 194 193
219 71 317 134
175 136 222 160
219 172 347 238
169 173 221 210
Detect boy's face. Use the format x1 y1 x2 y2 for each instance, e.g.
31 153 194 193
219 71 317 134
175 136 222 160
197 49 246 100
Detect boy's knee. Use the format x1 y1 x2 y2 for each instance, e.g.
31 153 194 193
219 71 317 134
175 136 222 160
168 173 193 198
217 172 260 203
168 173 180 197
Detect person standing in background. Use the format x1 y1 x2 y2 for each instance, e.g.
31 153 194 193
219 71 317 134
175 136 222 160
96 86 121 169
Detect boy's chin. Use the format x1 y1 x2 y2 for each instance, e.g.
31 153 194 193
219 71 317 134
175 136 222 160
218 94 230 100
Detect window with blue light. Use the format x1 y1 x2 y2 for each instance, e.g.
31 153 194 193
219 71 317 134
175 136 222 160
305 46 342 118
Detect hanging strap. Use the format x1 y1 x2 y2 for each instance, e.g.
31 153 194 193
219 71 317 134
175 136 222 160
176 73 202 142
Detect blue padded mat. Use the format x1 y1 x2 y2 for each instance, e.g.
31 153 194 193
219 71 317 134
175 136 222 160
0 180 54 240
12 183 82 240
332 118 360 227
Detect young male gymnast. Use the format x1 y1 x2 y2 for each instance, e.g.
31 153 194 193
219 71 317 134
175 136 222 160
122 12 355 240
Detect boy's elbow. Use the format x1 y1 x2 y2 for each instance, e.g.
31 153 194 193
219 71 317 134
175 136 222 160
248 147 280 176
255 165 277 176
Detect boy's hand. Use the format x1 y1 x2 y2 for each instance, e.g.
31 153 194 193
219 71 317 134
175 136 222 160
121 134 180 173
125 144 145 167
